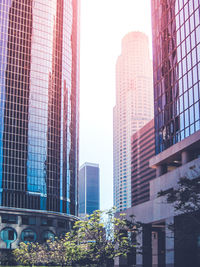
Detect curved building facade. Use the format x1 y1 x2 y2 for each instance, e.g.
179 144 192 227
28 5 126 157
0 0 80 248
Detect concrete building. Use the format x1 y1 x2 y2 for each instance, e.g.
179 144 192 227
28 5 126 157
131 119 156 206
113 32 154 211
123 1 200 266
0 0 80 249
79 163 100 217
127 132 200 267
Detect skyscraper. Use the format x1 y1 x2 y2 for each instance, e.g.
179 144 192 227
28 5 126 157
152 0 200 155
78 163 100 217
113 32 153 211
0 0 80 248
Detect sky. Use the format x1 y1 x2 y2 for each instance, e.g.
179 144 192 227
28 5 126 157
79 0 153 211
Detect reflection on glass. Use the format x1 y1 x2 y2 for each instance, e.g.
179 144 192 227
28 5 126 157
152 0 200 154
0 0 80 215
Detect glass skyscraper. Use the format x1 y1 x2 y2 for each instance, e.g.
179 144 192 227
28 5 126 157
152 0 200 154
79 163 100 217
0 0 80 248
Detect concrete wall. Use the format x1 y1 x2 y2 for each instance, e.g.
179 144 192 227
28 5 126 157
127 157 200 224
125 154 200 266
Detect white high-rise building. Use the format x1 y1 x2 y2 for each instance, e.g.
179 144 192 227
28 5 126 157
113 32 154 211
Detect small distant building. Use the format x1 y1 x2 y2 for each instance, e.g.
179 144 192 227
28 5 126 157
79 163 100 217
131 119 156 206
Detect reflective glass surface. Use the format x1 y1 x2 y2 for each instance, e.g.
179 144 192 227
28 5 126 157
152 0 200 154
78 164 100 216
86 166 100 214
78 167 85 215
0 0 80 215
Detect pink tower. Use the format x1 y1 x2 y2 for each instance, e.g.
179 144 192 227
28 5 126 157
113 32 154 211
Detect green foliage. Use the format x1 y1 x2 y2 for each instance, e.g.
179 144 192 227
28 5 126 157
158 177 200 247
158 176 200 214
13 208 141 266
158 176 200 239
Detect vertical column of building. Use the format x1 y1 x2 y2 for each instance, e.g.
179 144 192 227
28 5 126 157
46 0 63 212
2 0 33 208
69 0 80 216
113 32 153 211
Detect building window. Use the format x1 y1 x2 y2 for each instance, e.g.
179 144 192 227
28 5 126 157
21 216 29 225
21 229 37 243
29 217 36 225
2 214 18 224
42 231 55 242
22 216 36 225
0 227 17 249
8 230 14 241
58 220 65 228
41 218 53 226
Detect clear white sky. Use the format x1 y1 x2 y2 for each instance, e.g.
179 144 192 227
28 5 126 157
79 0 153 211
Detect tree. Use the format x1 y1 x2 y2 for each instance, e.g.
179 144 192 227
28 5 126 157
72 208 141 266
158 176 200 214
13 242 49 266
13 233 85 266
158 176 200 266
13 208 141 266
158 176 200 242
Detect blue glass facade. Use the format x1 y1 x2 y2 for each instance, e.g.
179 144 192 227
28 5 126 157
86 165 100 214
79 166 85 215
152 0 200 154
78 163 100 216
0 0 80 216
